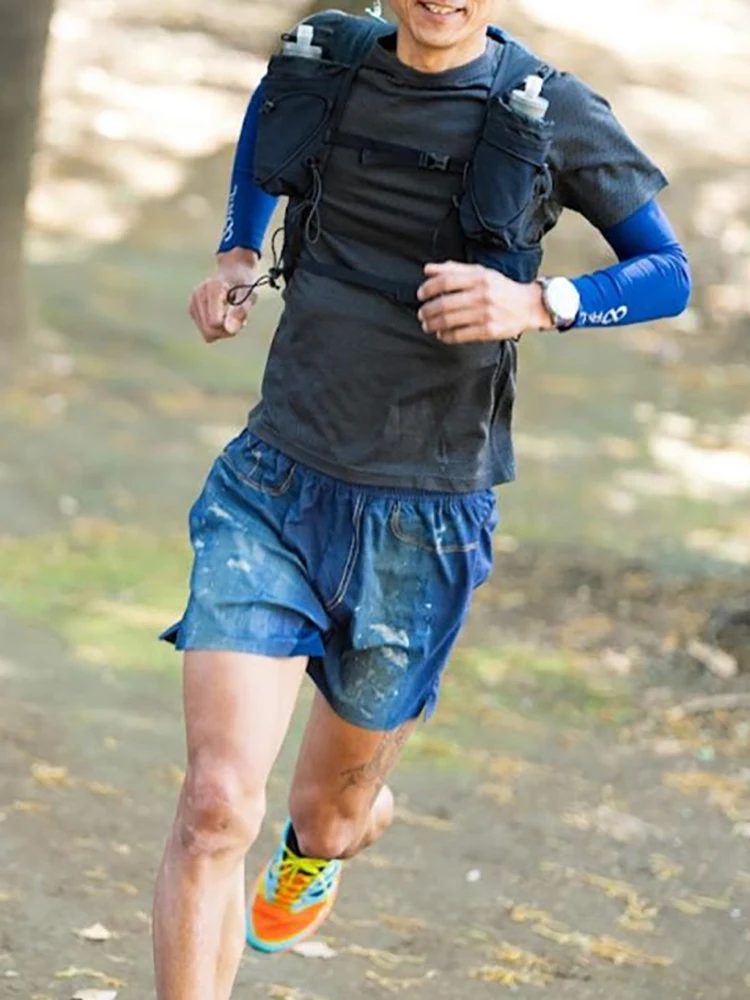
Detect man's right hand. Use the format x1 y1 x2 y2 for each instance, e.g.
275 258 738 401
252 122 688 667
188 249 260 344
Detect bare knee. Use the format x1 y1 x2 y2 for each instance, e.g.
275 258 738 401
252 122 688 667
289 790 359 860
289 785 394 860
177 753 265 861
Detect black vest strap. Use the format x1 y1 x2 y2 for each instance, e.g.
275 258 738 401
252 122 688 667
297 258 420 307
331 131 468 175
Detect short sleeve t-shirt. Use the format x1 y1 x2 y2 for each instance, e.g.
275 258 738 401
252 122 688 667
247 34 667 492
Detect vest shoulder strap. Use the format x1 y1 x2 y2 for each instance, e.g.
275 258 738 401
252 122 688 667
301 10 395 66
486 27 555 102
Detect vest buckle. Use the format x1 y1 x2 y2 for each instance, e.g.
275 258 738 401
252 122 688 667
419 151 450 172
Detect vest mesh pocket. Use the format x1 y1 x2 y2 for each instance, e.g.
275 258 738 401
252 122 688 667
460 97 552 251
253 57 348 196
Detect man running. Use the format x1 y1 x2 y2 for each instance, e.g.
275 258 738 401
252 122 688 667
153 0 691 996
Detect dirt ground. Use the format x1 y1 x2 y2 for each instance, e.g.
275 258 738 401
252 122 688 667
2 559 750 1000
2 0 750 998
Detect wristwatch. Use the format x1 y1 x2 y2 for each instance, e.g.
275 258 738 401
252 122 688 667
537 276 581 331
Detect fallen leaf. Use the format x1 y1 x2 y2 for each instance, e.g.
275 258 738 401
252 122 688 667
476 943 564 985
672 898 703 916
10 800 50 814
378 914 427 933
112 882 138 897
365 969 437 993
649 855 684 881
267 987 312 1000
290 941 337 959
586 936 672 967
578 871 658 931
31 761 73 789
563 805 664 844
72 991 118 1000
54 967 125 988
84 868 108 881
85 782 123 798
509 906 671 967
663 771 750 824
691 894 731 911
472 964 551 987
347 945 424 970
394 806 455 832
75 923 113 943
510 905 552 925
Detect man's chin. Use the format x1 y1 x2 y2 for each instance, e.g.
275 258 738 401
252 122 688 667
412 25 467 49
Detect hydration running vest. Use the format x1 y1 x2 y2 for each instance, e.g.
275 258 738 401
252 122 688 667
253 10 556 306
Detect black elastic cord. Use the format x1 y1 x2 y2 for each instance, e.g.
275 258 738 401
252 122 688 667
226 226 286 307
226 274 271 307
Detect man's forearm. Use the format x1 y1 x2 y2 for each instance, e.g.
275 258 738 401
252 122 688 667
218 80 279 258
571 200 691 329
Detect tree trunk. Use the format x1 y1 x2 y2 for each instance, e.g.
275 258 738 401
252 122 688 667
0 0 55 342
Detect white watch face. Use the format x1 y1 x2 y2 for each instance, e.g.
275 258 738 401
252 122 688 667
546 277 581 325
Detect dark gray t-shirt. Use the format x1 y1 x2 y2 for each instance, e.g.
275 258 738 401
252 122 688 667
248 35 666 492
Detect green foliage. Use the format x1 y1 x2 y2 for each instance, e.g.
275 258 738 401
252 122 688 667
0 521 189 671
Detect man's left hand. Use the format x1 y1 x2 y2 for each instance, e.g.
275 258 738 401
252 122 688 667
417 261 554 344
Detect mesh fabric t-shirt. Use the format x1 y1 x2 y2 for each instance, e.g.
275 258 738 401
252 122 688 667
247 35 666 492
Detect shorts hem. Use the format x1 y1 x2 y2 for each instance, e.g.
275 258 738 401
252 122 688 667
306 668 438 732
159 623 324 660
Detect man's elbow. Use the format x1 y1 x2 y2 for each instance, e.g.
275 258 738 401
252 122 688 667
659 244 693 319
667 245 692 318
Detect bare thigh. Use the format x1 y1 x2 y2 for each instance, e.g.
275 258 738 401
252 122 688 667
180 650 308 848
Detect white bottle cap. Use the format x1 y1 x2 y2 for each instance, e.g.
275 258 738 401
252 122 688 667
510 75 549 121
297 24 314 47
282 21 323 58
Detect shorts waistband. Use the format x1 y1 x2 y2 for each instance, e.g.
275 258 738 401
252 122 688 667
246 430 493 504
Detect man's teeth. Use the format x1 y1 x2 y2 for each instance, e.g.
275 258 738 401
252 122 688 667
422 3 458 12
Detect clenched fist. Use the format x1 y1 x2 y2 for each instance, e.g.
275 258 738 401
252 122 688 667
417 260 554 344
188 248 260 344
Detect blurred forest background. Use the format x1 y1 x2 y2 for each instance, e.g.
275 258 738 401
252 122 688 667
1 1 749 999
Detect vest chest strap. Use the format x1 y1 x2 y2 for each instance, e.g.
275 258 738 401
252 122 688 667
330 130 468 176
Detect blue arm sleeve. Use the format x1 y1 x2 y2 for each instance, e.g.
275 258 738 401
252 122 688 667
571 200 692 328
217 80 279 256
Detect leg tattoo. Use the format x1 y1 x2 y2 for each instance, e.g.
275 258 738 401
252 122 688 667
340 725 411 793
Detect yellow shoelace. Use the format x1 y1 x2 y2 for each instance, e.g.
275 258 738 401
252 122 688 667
273 850 332 911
